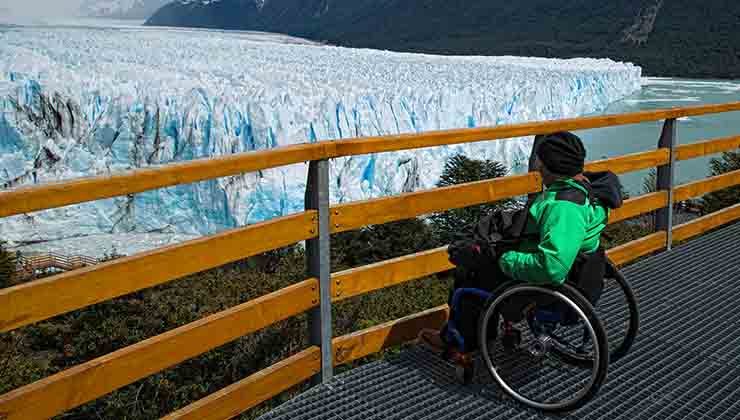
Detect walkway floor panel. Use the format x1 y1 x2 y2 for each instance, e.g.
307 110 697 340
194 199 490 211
260 222 740 420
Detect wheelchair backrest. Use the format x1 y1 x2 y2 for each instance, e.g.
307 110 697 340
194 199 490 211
568 248 607 306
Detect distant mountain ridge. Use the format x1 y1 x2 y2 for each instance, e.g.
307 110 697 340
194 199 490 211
79 0 172 19
146 0 740 78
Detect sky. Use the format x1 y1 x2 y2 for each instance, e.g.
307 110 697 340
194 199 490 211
0 0 84 19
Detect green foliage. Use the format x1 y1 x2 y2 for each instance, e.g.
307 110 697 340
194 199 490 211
601 220 655 249
702 151 740 214
642 168 657 194
1 246 310 419
331 218 438 269
150 0 740 78
1 227 451 420
330 217 450 351
429 154 517 244
100 246 126 262
599 171 655 249
0 331 49 396
0 241 16 289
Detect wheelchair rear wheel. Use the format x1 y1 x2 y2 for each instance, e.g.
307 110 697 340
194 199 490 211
478 283 609 412
599 260 639 362
546 263 639 369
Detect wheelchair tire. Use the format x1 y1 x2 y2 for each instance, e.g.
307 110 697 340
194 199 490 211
478 283 609 412
550 264 639 369
603 259 639 362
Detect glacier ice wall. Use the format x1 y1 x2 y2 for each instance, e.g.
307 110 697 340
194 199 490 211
0 24 641 255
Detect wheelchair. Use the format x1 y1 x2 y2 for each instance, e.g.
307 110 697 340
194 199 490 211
439 254 639 412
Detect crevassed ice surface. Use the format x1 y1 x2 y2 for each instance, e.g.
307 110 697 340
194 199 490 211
0 24 641 256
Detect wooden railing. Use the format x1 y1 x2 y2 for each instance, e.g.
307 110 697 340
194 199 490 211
1 101 739 420
15 252 98 278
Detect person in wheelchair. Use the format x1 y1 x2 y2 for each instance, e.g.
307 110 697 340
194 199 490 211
420 131 623 356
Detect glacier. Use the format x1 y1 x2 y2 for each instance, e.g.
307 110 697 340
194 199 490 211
0 23 641 256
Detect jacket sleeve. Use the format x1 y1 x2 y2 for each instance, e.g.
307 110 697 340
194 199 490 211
498 201 586 285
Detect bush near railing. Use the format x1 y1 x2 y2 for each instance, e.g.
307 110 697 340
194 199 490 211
0 242 15 289
0 242 453 419
702 150 740 214
0 246 310 417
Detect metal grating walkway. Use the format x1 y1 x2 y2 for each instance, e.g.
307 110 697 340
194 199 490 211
260 222 740 420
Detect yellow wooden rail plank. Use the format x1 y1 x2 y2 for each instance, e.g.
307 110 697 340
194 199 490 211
163 224 678 420
673 169 740 202
675 135 740 161
333 305 449 365
163 226 702 420
673 203 740 243
0 211 317 332
330 149 670 233
0 279 319 420
331 173 540 233
607 231 667 266
3 102 738 218
0 143 332 218
332 247 452 301
609 192 668 224
331 102 740 156
330 224 667 310
584 149 669 174
161 306 449 420
160 347 321 420
156 222 704 420
330 192 668 303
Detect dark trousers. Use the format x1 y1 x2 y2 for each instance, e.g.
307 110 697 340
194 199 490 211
447 249 607 346
445 265 511 350
445 266 570 350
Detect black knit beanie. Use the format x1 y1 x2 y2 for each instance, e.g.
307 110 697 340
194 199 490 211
535 132 586 176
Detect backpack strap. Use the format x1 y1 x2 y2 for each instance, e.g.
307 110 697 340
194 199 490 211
555 188 588 205
555 179 595 205
508 205 532 240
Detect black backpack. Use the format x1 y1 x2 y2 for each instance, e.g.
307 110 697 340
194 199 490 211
447 207 529 272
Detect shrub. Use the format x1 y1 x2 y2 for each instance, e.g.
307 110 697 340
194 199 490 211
0 245 310 419
331 218 437 269
702 151 740 214
0 241 16 289
429 154 518 244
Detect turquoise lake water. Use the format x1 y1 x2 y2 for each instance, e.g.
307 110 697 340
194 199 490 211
578 78 740 196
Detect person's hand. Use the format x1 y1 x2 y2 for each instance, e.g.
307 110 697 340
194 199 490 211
448 239 477 267
448 239 497 269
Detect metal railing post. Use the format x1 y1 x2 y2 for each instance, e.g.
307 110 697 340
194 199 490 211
655 118 677 250
305 159 333 384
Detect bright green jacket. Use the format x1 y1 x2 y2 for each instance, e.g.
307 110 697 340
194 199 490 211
498 178 609 285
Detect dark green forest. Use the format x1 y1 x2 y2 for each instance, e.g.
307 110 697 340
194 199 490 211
147 0 740 78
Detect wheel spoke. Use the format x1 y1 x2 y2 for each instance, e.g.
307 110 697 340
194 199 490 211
478 284 609 412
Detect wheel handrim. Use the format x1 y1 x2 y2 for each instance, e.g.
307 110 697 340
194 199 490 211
595 272 639 361
480 286 603 411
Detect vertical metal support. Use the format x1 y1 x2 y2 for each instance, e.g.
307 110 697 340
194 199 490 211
305 159 333 384
656 119 677 250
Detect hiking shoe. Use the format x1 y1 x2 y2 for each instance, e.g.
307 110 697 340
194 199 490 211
418 329 474 369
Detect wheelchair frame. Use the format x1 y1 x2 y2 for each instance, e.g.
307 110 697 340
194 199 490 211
440 262 638 412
